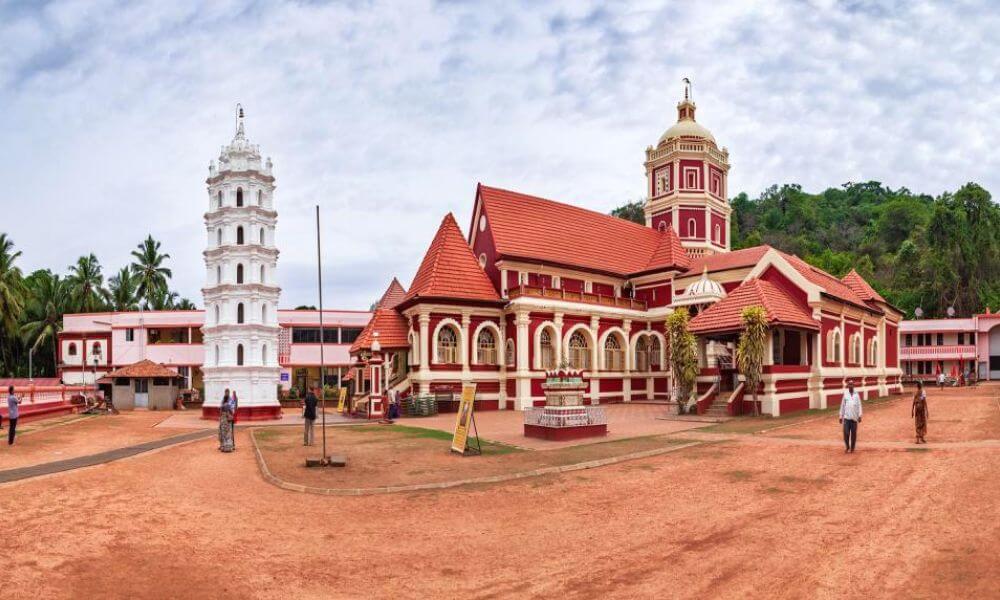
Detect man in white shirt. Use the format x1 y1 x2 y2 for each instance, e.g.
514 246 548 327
937 371 945 390
839 380 863 453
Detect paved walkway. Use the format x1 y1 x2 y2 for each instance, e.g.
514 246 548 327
668 430 1000 450
0 429 215 485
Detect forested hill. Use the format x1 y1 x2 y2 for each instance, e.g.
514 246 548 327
610 182 1000 319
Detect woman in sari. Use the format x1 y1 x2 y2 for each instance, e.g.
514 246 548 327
219 388 235 452
912 381 928 444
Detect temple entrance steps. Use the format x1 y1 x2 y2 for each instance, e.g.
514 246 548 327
704 392 731 418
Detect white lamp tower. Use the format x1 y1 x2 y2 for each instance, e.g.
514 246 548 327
201 105 282 420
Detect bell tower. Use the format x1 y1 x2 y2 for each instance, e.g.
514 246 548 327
643 80 732 257
201 105 283 420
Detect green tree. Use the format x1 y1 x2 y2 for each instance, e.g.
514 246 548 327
666 307 699 415
66 253 109 313
108 267 140 311
143 288 179 311
20 270 69 377
131 235 173 305
609 200 645 225
0 234 26 374
735 306 768 417
174 297 197 310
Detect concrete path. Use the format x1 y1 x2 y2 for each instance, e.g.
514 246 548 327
668 430 1000 450
0 429 215 485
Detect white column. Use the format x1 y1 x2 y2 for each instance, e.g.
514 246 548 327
460 311 471 381
553 312 564 366
623 319 633 402
590 316 600 404
515 311 531 409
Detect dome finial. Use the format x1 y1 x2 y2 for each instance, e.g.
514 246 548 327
234 103 246 140
683 77 692 102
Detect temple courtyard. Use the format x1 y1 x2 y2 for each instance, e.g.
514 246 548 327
1 385 998 599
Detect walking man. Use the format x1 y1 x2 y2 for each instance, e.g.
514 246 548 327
839 380 862 453
7 385 21 445
303 387 318 446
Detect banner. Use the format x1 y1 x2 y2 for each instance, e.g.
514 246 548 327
450 384 477 454
336 387 348 414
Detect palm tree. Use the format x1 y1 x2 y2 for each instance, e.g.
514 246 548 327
108 267 140 311
0 234 26 374
666 307 699 415
143 288 179 311
174 297 197 310
20 270 69 376
66 253 109 312
736 306 769 417
130 236 172 305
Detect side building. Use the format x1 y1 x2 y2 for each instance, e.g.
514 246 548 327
899 311 1000 381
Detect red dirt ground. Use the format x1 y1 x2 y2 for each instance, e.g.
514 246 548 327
1 385 998 599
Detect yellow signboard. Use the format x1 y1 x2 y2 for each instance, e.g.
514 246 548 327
450 385 478 454
336 387 348 414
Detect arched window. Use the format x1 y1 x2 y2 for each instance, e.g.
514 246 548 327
635 336 649 372
237 303 245 324
92 342 101 357
259 228 265 245
236 187 243 207
236 226 244 245
505 339 515 367
236 264 244 284
568 330 591 370
687 218 697 237
236 344 244 366
539 329 555 370
262 343 268 366
714 224 721 243
214 304 220 324
851 334 862 365
828 329 842 364
217 228 222 246
261 303 267 324
649 336 662 370
259 265 266 283
657 221 667 232
476 328 497 365
868 338 878 366
217 190 222 208
257 190 263 206
436 326 458 364
604 334 624 371
216 265 221 284
214 345 220 366
67 342 77 356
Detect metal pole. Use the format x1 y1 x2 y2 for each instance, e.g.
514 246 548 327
316 205 327 459
29 348 33 382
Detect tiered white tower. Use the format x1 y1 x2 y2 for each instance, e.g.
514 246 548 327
201 106 282 420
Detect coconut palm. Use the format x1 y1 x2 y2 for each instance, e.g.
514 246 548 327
108 267 140 311
66 253 110 312
736 306 769 417
130 235 172 305
666 307 699 415
20 270 69 376
0 234 26 374
174 297 197 310
143 288 179 311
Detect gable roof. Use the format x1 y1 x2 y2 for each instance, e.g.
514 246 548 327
477 185 690 277
104 360 183 380
684 245 772 276
376 277 407 309
841 269 886 303
350 308 411 354
402 213 501 305
775 251 873 310
688 278 819 335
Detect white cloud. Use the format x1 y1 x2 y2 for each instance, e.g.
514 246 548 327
0 0 997 309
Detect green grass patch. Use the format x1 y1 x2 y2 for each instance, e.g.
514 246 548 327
905 447 931 453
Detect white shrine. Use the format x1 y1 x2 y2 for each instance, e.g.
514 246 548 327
201 106 283 420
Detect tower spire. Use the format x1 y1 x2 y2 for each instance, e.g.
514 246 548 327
235 103 246 140
677 78 696 122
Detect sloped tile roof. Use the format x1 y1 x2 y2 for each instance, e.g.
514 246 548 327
350 308 411 354
478 185 690 276
841 269 886 303
403 213 501 304
776 252 873 309
685 245 772 275
688 278 819 334
104 360 183 380
376 278 407 309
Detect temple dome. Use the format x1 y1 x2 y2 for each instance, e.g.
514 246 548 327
686 267 725 299
659 118 716 145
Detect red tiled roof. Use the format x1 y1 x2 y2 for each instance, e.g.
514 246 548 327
776 252 872 309
688 279 819 334
403 213 501 305
376 278 407 309
350 308 410 354
478 185 690 276
641 224 691 273
841 269 886 303
685 245 772 275
104 360 183 379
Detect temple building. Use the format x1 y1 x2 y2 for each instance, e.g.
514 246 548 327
350 85 904 416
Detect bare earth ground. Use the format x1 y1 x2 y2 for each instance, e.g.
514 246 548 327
1 385 998 599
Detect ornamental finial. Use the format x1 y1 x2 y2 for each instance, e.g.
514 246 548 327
235 103 246 139
683 77 692 101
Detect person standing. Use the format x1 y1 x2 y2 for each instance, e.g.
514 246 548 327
219 389 235 453
937 371 945 390
912 381 929 444
839 381 863 453
7 385 21 445
230 390 239 450
303 387 318 446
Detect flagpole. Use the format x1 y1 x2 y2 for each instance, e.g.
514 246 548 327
316 205 327 461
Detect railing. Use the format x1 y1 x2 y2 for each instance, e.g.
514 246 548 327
508 285 647 311
9 384 97 405
727 382 746 416
900 345 977 359
695 381 719 415
524 405 607 427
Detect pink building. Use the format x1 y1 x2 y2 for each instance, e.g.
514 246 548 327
57 309 371 400
899 311 1000 381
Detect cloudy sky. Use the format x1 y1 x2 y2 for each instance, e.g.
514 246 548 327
1 0 998 310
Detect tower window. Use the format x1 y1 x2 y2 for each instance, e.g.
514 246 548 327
236 264 244 284
655 168 670 195
259 228 265 245
714 224 721 244
236 226 244 245
262 343 268 366
236 344 244 366
237 303 245 324
217 228 222 246
236 188 243 207
217 190 222 208
216 265 221 284
261 303 267 323
260 264 266 283
657 221 667 232
257 190 263 206
214 345 220 366
214 304 220 324
687 218 697 237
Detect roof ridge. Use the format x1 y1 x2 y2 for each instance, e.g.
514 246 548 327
479 184 658 235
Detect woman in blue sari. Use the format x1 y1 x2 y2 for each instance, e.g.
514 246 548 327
219 388 235 452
